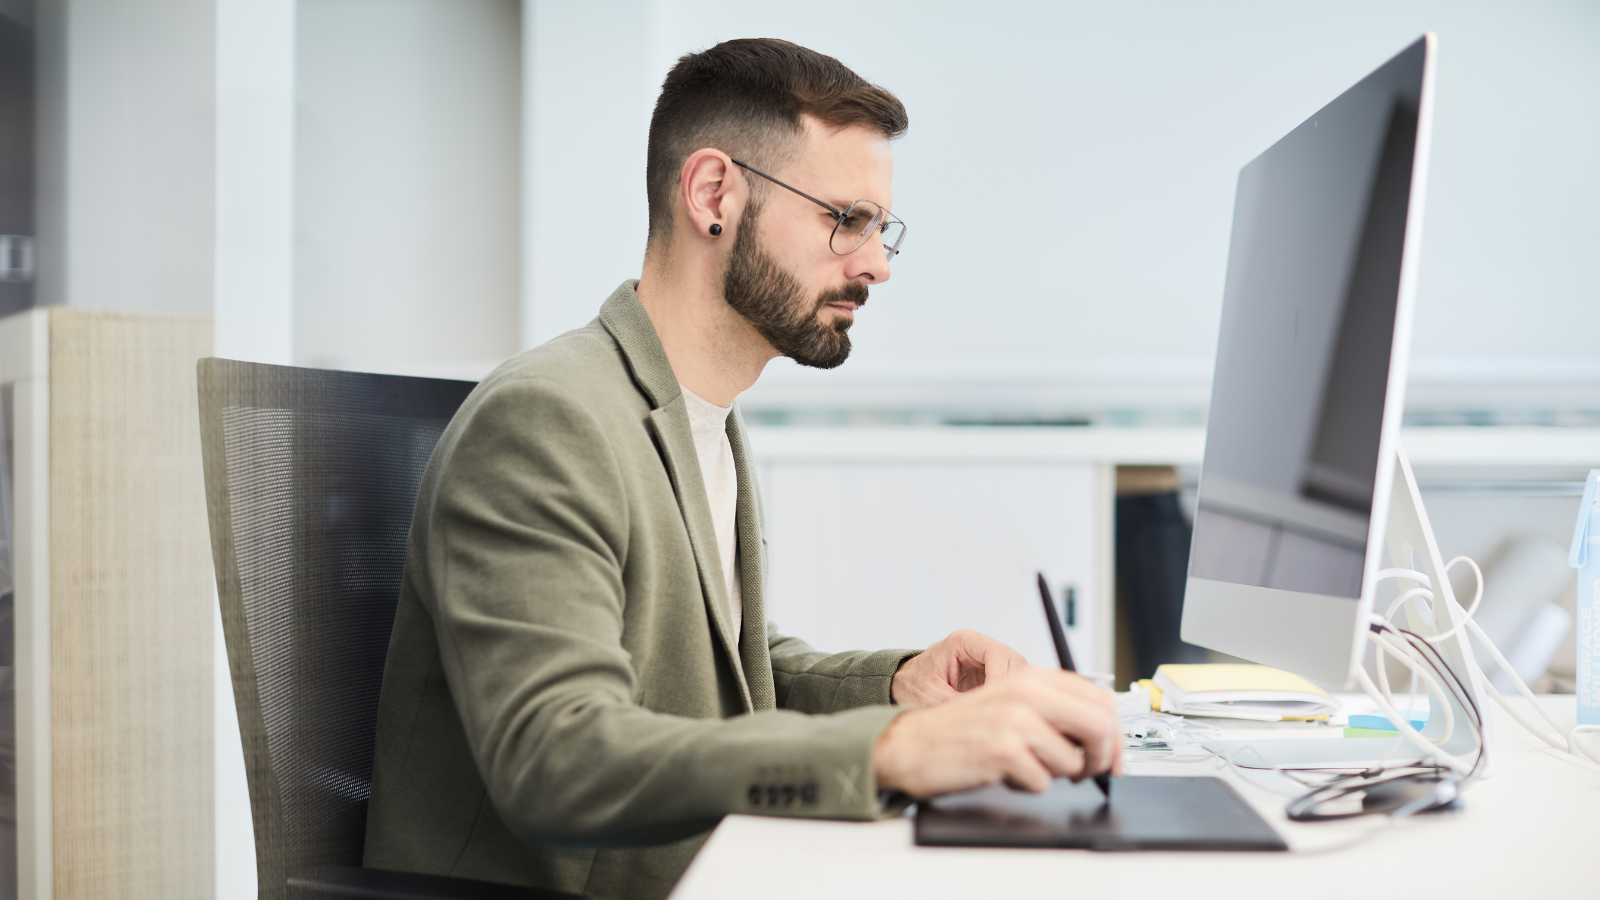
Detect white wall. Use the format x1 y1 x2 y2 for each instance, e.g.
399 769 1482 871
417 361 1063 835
216 0 294 367
524 0 1600 418
295 0 520 376
35 0 217 314
214 1 296 894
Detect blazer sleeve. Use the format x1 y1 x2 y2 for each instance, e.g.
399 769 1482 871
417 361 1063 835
422 375 903 848
767 625 920 714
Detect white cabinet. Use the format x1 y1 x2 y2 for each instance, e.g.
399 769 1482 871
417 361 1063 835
746 424 1600 689
753 457 1114 676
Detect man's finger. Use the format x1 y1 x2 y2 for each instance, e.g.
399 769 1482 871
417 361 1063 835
1019 685 1118 778
948 630 1028 683
1098 687 1126 775
1021 716 1085 782
980 644 1023 682
998 736 1056 793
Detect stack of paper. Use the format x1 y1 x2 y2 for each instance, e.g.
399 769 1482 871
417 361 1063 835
1151 664 1340 721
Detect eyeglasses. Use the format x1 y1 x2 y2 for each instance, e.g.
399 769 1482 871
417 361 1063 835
731 159 906 263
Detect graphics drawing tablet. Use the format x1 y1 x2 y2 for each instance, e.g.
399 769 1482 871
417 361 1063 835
915 775 1287 851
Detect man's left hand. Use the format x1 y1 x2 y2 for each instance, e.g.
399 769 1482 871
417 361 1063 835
892 629 1030 708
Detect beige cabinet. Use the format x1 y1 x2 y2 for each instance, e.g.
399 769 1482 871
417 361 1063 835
0 308 213 900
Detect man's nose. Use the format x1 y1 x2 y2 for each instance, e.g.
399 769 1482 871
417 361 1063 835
845 238 892 285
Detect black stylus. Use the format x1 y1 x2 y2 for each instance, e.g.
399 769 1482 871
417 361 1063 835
1036 572 1112 799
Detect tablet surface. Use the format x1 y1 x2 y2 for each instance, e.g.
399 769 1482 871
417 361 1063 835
914 775 1287 851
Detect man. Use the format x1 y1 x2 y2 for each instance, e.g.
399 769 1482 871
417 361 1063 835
365 38 1120 900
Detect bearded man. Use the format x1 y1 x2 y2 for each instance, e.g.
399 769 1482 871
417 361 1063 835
364 38 1120 900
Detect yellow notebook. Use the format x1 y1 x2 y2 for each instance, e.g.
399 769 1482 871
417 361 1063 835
1151 664 1339 721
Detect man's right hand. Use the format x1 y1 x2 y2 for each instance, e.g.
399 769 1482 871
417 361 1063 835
871 667 1122 798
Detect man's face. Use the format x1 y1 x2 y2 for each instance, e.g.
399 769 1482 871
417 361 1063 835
722 119 895 369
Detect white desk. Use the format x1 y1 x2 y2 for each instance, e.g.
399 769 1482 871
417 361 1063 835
673 697 1595 898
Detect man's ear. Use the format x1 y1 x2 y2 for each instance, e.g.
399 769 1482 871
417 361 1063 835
679 149 745 241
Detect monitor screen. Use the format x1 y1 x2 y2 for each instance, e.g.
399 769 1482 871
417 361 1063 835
1188 42 1425 601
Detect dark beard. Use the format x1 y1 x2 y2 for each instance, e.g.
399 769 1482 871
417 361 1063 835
722 213 867 370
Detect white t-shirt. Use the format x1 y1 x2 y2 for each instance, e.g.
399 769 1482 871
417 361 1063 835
679 384 742 640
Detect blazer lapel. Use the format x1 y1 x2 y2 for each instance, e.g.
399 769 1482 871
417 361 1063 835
727 408 776 712
602 281 753 712
646 403 752 710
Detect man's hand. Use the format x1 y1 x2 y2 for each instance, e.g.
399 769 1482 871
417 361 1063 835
892 629 1029 709
873 667 1122 798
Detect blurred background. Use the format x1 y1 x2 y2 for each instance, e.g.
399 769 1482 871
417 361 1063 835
0 2 1595 897
1 1 1592 422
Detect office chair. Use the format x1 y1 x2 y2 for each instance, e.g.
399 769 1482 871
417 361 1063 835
198 359 578 900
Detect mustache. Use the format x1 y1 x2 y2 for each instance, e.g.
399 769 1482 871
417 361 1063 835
814 281 869 312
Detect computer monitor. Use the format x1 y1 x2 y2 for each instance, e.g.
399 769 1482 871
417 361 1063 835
1180 35 1450 691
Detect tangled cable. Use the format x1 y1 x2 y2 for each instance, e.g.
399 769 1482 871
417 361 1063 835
1138 555 1597 851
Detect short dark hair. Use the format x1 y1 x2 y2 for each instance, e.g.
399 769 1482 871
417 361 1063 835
645 39 908 249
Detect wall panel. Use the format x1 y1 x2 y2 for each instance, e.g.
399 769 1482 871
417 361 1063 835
49 309 213 899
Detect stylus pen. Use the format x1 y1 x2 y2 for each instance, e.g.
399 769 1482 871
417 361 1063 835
1036 572 1112 799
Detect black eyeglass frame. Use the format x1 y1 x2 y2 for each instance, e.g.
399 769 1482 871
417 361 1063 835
730 159 906 263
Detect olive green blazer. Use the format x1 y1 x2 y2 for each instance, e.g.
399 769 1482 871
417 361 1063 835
364 281 914 900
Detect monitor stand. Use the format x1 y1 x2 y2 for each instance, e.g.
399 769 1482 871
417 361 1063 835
1201 442 1493 771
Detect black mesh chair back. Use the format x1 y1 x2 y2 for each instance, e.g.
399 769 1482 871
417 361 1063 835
199 359 477 899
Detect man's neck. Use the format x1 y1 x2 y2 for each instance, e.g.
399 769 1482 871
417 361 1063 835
636 244 777 408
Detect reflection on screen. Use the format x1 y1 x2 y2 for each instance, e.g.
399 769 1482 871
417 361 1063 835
1189 43 1424 600
0 384 11 612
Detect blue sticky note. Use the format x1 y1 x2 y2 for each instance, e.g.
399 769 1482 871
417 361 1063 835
1571 470 1600 726
1348 713 1427 732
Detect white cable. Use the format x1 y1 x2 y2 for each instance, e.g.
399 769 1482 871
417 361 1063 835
1366 601 1488 777
1393 576 1600 769
1379 563 1483 645
1144 743 1349 790
1419 556 1484 644
1400 654 1423 738
1383 586 1437 622
1369 624 1456 745
1159 552 1595 829
1478 677 1572 754
1144 752 1220 765
1369 659 1433 771
1531 742 1600 775
1210 746 1307 797
1139 627 1477 839
1567 726 1600 766
1375 568 1432 586
1354 664 1476 776
1369 580 1593 774
1369 634 1435 773
1462 616 1576 750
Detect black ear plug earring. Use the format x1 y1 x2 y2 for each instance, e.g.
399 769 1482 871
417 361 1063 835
709 223 722 236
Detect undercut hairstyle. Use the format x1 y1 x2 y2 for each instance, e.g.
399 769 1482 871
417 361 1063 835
645 38 908 251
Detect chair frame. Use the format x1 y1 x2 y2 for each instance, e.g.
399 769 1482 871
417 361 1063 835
199 358 569 900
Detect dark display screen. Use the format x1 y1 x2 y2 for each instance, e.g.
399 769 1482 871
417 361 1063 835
1189 41 1425 600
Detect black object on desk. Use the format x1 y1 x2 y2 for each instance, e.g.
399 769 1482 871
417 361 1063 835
1036 572 1112 799
1116 489 1209 679
914 776 1288 851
